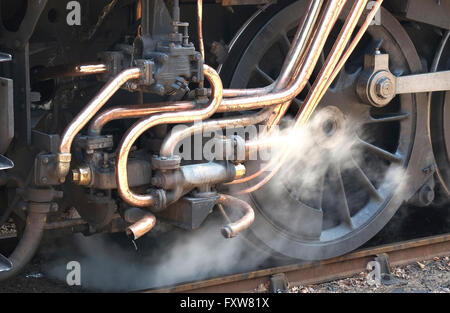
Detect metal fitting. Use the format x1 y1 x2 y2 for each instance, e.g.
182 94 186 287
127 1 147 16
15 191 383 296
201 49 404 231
71 165 92 186
152 155 181 170
375 77 395 99
56 153 72 183
234 163 246 180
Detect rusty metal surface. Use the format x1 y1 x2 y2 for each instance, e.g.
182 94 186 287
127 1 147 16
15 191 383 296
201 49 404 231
141 233 450 293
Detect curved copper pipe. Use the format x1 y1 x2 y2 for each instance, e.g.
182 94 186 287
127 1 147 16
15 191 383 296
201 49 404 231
88 102 196 136
217 194 255 238
236 0 383 195
116 64 223 207
216 0 347 113
124 207 157 240
56 67 142 180
59 67 142 154
159 108 272 157
263 0 323 133
275 0 323 91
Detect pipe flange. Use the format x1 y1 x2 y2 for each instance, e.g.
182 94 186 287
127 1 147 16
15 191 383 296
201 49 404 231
148 188 167 212
152 155 181 170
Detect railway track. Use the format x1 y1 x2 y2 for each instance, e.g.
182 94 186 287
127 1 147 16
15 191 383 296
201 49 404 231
140 233 450 293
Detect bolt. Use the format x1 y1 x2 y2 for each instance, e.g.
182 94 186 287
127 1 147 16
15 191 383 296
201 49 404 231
41 177 48 184
158 54 169 63
151 175 163 187
155 84 165 95
419 185 435 206
43 157 49 164
129 82 138 90
50 202 59 212
376 77 394 99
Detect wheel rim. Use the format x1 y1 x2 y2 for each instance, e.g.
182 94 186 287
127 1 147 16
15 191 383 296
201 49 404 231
222 2 423 260
430 32 450 197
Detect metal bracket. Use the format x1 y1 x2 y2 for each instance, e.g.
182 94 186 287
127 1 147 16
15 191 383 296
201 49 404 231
269 273 289 293
358 52 450 107
375 253 398 286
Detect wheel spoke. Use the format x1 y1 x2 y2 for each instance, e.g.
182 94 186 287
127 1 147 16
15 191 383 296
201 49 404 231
356 138 402 163
334 162 354 229
279 32 291 55
254 66 274 84
292 97 303 109
366 112 410 124
350 157 383 201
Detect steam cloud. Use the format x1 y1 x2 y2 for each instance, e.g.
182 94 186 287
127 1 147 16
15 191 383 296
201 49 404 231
41 108 410 291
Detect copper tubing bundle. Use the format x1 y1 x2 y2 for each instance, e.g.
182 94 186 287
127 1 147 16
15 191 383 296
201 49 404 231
216 0 347 113
116 64 223 208
159 108 272 157
114 1 346 209
233 0 383 194
88 102 196 136
217 194 255 238
124 207 157 240
158 0 325 158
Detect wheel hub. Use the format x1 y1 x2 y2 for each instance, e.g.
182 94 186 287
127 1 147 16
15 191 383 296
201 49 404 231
311 106 346 150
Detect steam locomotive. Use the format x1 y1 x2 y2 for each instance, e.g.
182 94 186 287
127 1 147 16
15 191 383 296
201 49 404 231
1 0 450 280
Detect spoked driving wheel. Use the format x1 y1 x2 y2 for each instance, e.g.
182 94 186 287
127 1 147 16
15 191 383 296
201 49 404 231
221 1 425 260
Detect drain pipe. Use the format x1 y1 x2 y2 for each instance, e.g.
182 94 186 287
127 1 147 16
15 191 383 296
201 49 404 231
123 207 157 240
217 194 255 238
0 204 47 281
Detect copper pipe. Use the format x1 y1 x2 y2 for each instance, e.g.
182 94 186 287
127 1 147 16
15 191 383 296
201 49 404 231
59 67 142 154
236 0 383 195
209 0 322 100
124 208 156 240
116 64 223 207
216 0 347 113
217 194 255 238
136 0 142 21
221 85 274 98
35 63 108 81
263 0 323 132
275 0 323 91
56 67 141 181
88 102 196 136
197 0 205 60
159 108 272 157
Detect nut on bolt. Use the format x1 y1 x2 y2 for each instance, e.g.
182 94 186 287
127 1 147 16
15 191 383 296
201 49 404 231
234 163 246 180
71 165 92 186
375 77 394 99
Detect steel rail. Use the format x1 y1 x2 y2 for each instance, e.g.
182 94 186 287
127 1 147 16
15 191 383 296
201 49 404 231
140 233 450 293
